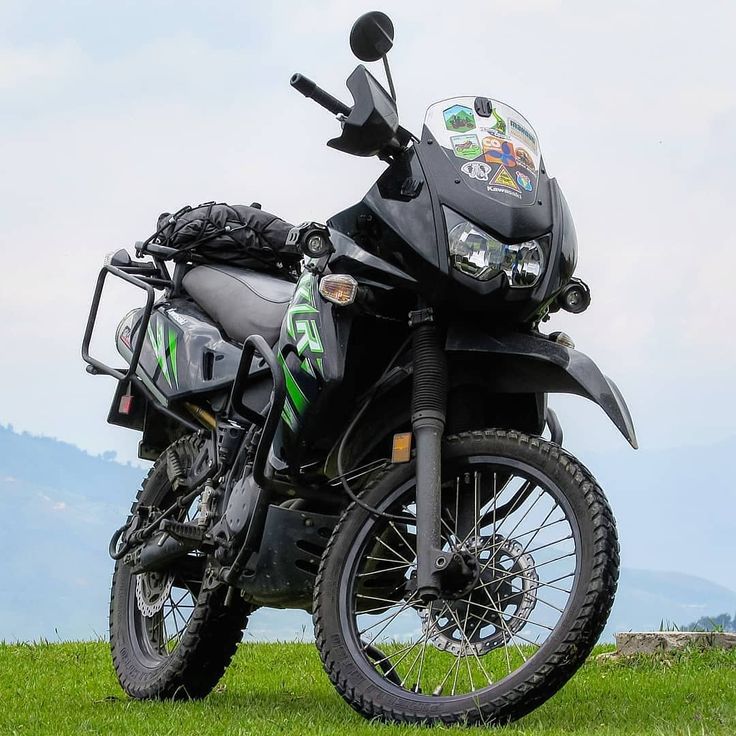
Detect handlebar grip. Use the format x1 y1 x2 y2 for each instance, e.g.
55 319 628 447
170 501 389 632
290 73 351 117
144 243 178 258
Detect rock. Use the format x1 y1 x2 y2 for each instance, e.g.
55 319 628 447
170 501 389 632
615 631 736 656
595 651 619 661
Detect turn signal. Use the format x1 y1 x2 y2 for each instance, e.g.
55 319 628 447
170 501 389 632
319 274 358 306
391 432 412 463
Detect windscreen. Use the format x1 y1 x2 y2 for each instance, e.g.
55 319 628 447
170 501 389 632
424 97 542 207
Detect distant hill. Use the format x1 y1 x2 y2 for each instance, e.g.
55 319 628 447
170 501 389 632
584 436 736 593
1 425 734 642
605 568 736 637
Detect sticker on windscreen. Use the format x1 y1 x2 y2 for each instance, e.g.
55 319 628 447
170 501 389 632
515 146 536 173
444 105 476 133
508 117 538 154
451 134 482 160
425 96 542 205
461 161 492 181
483 138 516 168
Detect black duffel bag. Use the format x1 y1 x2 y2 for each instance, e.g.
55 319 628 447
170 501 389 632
143 202 301 278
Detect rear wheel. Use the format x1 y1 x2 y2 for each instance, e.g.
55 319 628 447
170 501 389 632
314 430 619 725
109 435 249 700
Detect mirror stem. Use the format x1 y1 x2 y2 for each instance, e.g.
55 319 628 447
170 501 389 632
382 55 397 101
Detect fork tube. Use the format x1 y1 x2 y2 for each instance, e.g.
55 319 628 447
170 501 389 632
410 310 447 602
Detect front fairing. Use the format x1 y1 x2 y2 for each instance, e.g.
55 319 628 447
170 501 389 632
336 96 578 321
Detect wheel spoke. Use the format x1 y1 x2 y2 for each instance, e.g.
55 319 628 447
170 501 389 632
357 562 412 578
373 536 413 565
412 602 433 692
445 604 494 686
361 593 418 647
463 595 554 632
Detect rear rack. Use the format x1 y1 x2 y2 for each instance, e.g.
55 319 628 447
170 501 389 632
81 263 170 381
81 262 203 433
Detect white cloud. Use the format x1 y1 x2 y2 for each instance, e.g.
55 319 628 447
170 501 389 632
0 42 83 89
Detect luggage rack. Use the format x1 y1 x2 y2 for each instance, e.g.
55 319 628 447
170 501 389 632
80 256 208 433
81 256 172 382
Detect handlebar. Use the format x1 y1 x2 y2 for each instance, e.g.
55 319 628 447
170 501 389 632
141 242 178 258
290 73 351 117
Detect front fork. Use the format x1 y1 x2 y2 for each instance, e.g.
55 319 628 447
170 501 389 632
410 308 447 602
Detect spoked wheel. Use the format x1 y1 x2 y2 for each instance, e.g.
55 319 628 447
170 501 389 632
110 435 249 700
314 430 619 725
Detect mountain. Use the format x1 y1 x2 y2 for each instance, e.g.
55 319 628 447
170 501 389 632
605 568 736 636
1 425 734 643
583 436 736 592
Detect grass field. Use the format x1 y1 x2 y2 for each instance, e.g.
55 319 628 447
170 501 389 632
0 641 734 735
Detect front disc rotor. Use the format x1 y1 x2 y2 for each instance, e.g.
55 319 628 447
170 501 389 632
419 534 538 656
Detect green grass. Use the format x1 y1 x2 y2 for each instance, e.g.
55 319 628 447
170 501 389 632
0 641 734 735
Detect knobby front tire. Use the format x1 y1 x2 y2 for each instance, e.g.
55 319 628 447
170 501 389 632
313 429 619 725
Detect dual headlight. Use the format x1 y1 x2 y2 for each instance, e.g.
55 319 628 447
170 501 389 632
446 211 545 288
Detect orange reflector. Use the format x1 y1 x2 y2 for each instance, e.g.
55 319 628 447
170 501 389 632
391 432 412 463
318 274 358 306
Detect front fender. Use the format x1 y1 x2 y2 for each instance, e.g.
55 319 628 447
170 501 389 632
446 324 638 448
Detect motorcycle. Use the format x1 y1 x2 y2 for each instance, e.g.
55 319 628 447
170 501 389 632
82 11 637 725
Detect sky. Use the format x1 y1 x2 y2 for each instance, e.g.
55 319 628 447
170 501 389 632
1 0 734 469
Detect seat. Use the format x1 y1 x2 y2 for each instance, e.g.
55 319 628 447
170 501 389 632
182 265 294 345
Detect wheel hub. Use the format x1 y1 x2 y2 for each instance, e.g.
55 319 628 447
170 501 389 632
419 534 538 656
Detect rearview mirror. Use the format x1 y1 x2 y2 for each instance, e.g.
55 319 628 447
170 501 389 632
349 11 394 62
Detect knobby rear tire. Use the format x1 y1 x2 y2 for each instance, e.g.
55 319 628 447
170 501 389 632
109 435 250 700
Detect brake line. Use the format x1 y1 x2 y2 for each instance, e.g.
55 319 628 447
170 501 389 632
335 336 415 522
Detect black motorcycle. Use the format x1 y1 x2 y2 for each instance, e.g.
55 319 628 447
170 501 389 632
82 12 636 726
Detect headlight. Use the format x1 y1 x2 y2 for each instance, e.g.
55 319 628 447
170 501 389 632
447 217 545 287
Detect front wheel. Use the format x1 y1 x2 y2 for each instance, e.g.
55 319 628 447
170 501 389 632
314 429 619 725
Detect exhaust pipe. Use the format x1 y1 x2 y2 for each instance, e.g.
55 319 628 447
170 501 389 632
126 532 199 574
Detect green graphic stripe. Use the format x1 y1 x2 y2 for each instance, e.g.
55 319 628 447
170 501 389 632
281 401 298 432
278 354 309 415
146 321 171 388
156 319 171 386
168 327 178 389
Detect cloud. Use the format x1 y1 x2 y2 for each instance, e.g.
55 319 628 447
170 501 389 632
0 42 83 89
